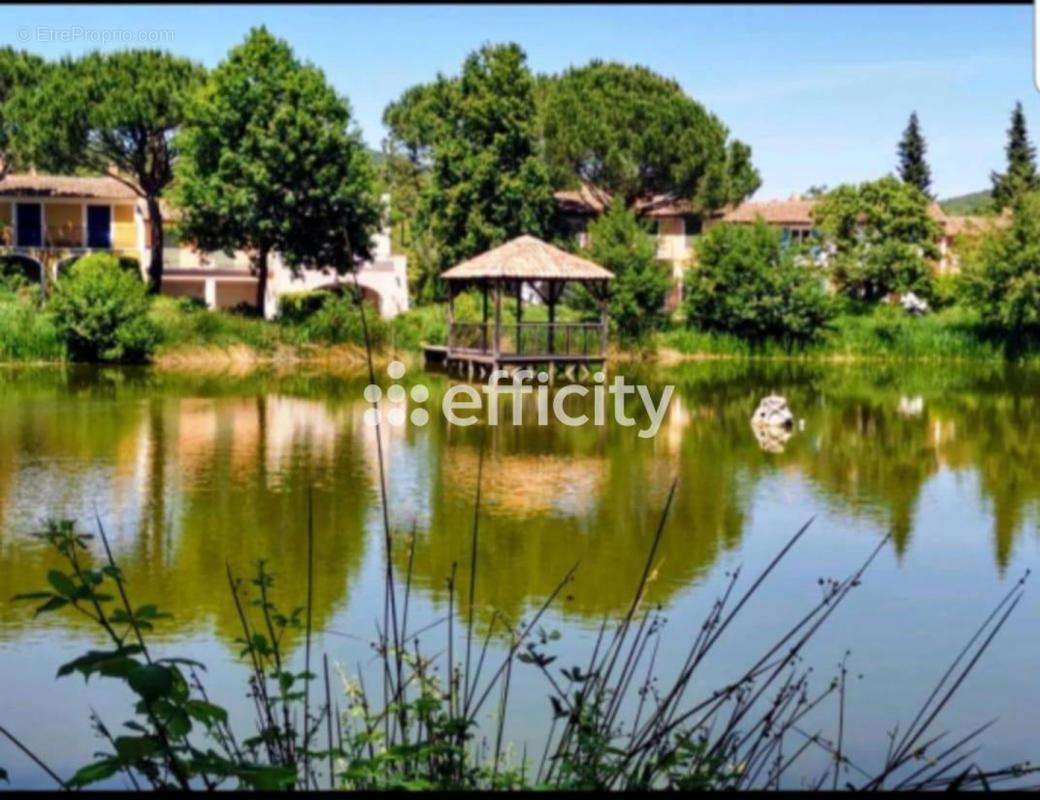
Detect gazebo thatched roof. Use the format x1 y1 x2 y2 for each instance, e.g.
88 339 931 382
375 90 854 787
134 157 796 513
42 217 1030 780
440 235 614 282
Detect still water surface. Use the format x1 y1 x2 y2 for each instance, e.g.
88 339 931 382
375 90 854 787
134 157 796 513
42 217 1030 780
0 361 1038 786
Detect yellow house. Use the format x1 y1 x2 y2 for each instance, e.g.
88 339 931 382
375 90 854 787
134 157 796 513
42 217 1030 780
0 173 143 283
0 172 411 319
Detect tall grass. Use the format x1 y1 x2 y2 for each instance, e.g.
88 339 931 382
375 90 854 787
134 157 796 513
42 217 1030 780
0 286 63 362
660 305 1040 363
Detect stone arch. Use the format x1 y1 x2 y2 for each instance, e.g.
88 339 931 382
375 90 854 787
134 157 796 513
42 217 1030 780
0 253 45 285
313 279 384 314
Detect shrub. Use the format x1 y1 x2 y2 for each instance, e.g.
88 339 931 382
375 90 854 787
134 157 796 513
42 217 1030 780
48 253 158 363
299 293 388 347
684 221 835 344
962 191 1040 335
277 290 333 324
814 177 942 302
572 199 671 341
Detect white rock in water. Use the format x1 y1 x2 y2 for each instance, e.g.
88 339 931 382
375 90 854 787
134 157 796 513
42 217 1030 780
752 395 794 430
752 422 793 453
900 291 929 316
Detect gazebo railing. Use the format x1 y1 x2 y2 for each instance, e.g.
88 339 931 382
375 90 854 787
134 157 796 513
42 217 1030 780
448 322 492 352
448 321 606 358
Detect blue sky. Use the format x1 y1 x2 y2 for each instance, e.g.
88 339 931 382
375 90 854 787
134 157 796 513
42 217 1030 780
2 4 1037 199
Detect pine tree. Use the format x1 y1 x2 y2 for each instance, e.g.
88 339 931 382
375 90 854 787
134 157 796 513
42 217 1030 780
897 112 932 198
991 101 1039 210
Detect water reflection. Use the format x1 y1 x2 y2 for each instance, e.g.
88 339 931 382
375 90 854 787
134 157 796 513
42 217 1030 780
0 360 1038 647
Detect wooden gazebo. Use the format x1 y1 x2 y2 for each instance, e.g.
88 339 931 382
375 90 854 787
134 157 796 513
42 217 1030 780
423 235 613 381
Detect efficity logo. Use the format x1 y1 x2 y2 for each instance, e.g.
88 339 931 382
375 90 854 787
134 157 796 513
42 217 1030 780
363 361 674 438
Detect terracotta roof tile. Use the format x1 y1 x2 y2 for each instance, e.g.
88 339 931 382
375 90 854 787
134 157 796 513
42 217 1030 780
441 235 614 281
554 182 693 218
722 198 817 225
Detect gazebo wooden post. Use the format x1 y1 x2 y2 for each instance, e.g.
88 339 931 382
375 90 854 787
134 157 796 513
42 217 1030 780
447 281 456 352
598 280 609 358
481 280 488 352
493 278 502 364
515 279 523 356
547 280 557 356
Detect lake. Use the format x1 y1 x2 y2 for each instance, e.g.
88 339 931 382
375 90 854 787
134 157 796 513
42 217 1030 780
1 360 1038 787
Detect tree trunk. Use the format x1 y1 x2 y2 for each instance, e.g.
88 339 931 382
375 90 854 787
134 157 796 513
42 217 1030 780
256 247 269 319
146 196 164 294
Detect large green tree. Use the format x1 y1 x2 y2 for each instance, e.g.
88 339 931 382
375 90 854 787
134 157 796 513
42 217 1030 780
416 43 556 283
897 111 932 198
813 176 942 302
4 50 204 291
0 47 47 176
539 61 760 208
572 199 670 341
174 27 380 318
963 190 1040 336
991 102 1039 211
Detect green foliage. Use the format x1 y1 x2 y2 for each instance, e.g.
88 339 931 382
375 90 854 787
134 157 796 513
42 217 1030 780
277 290 333 324
814 176 942 302
572 200 670 341
15 520 322 790
0 254 42 288
0 46 48 171
297 293 387 347
148 295 282 353
991 102 1039 211
0 281 63 361
660 304 1013 362
540 60 760 207
897 111 932 198
3 49 204 290
387 302 450 350
962 191 1040 337
684 221 834 343
174 26 381 317
398 44 556 284
940 190 995 216
48 253 157 363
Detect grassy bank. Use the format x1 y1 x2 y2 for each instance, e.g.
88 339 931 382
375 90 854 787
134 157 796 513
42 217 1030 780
657 305 1034 363
3 282 1038 367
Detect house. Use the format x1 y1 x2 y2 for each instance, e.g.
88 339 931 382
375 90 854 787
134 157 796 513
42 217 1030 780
716 195 972 275
0 172 409 318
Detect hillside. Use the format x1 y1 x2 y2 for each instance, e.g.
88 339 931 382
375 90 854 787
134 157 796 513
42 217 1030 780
940 190 993 216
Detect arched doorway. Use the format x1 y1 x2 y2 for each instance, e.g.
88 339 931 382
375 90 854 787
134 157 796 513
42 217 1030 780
0 254 44 286
313 281 383 313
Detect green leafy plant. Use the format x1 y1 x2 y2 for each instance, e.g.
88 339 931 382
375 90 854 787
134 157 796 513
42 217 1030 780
48 253 158 363
571 199 670 342
814 177 942 302
277 290 334 324
684 221 835 344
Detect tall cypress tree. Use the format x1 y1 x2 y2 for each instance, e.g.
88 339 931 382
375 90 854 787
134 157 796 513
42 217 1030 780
897 112 932 198
991 101 1039 210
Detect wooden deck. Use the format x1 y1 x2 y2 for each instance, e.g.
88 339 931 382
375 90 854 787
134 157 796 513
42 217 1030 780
423 320 607 381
